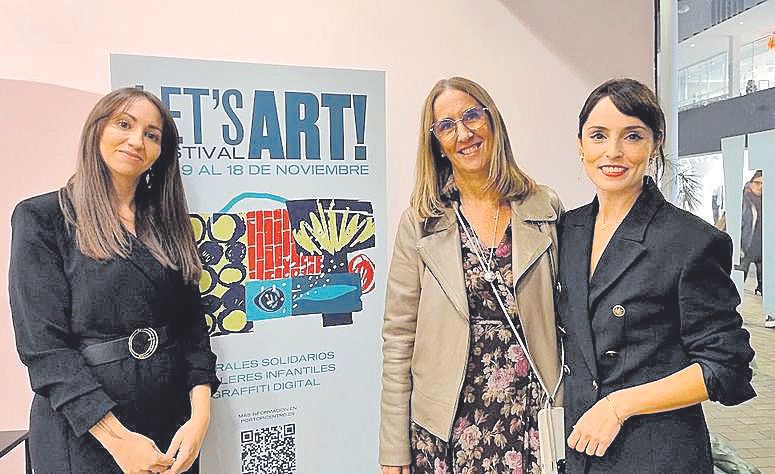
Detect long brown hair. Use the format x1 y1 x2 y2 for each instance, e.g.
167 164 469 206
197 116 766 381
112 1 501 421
59 87 202 284
410 77 535 218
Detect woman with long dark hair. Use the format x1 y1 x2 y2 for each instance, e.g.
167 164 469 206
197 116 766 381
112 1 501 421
10 87 219 473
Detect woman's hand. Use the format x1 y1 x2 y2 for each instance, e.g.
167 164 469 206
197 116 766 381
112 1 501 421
161 416 210 473
160 384 212 473
381 465 410 474
105 430 175 473
90 412 174 473
567 396 623 457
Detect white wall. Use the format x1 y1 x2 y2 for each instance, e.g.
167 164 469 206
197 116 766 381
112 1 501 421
0 0 653 471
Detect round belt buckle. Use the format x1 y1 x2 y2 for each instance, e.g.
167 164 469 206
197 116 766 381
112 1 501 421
128 328 159 360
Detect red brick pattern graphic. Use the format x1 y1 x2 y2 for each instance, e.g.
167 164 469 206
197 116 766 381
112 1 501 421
246 210 321 280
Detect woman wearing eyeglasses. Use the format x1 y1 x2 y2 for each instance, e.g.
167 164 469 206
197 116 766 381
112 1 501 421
379 77 564 474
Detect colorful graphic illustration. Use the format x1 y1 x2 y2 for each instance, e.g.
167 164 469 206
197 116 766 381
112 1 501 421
348 254 376 294
192 194 376 336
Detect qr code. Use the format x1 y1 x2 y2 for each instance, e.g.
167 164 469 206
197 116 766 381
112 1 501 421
241 423 297 474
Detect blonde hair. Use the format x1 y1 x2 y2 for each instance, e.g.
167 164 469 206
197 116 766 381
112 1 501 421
410 77 535 218
59 87 202 284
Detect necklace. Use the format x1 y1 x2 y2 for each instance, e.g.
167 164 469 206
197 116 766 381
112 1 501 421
597 213 624 231
598 193 638 231
483 205 500 282
455 202 501 283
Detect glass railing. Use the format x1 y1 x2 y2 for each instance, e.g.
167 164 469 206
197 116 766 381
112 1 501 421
678 91 730 111
678 0 768 41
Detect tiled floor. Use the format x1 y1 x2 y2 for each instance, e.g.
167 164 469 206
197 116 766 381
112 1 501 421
704 279 775 473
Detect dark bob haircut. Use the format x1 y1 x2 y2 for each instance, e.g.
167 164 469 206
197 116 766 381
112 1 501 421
578 78 666 175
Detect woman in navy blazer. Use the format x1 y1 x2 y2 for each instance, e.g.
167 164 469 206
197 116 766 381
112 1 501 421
558 79 755 473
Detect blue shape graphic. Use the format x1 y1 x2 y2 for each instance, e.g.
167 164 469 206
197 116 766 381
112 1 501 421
218 192 288 213
297 285 358 302
291 272 362 316
246 279 292 321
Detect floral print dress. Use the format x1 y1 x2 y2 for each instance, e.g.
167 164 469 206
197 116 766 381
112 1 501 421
409 221 544 474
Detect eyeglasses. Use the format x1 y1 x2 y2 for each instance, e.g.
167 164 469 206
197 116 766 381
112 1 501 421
429 106 489 141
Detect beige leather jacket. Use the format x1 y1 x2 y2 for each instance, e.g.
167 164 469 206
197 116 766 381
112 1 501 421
379 185 564 466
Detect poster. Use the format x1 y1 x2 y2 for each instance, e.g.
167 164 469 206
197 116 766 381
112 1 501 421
111 54 386 473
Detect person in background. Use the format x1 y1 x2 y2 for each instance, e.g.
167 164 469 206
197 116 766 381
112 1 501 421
9 87 220 473
558 78 756 473
711 184 725 228
741 171 763 295
745 79 758 95
740 170 773 327
379 77 563 474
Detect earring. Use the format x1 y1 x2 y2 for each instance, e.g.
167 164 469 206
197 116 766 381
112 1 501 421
145 168 153 191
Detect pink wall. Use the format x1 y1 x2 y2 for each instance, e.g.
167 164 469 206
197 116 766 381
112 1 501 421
0 1 653 471
0 79 99 470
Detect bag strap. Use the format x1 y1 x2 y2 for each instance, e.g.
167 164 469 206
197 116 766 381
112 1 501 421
454 206 565 405
491 264 565 404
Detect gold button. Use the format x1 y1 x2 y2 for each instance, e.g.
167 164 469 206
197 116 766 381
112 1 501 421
612 305 626 318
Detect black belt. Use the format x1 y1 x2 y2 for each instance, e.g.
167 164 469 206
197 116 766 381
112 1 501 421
81 326 170 366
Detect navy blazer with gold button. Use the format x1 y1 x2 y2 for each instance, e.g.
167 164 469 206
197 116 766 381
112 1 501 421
557 177 755 474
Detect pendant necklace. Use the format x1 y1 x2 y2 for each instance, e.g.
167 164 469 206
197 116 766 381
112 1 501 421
482 204 500 282
455 202 500 283
597 213 624 232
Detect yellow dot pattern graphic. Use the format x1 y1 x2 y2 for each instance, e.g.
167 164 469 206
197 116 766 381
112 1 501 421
190 213 249 336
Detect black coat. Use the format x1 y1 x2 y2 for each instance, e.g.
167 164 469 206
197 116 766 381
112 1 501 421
9 192 220 473
557 177 755 474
